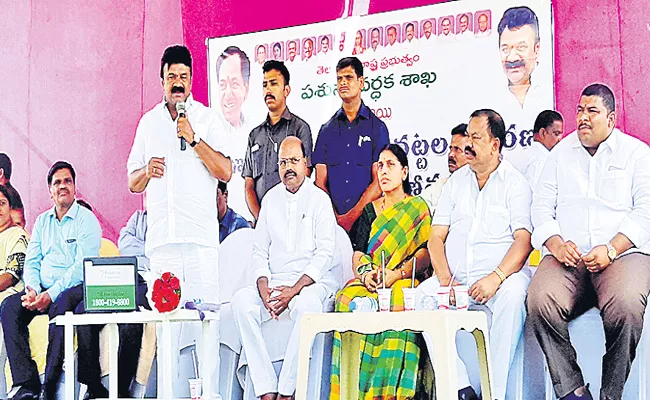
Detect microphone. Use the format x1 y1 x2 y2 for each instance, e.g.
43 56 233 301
176 101 187 151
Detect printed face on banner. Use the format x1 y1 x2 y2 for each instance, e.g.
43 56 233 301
272 42 283 60
353 30 366 55
499 24 539 87
218 54 249 128
256 45 267 65
303 38 314 60
457 13 472 34
404 22 417 42
476 12 491 34
421 19 435 39
440 17 453 36
162 63 192 107
287 40 298 62
386 25 398 46
319 35 331 54
370 27 382 50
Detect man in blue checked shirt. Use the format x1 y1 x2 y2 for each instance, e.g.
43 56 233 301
2 161 101 400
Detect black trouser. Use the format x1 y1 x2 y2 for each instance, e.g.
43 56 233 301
76 275 150 397
1 284 84 397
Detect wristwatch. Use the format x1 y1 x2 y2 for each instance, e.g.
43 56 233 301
190 132 201 148
606 243 617 263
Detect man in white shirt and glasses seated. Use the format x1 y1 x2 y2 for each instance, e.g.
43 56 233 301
232 136 338 400
417 109 533 400
527 83 650 400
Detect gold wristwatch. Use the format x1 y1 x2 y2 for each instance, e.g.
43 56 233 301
606 243 617 263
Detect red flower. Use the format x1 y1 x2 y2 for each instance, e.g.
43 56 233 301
152 272 182 313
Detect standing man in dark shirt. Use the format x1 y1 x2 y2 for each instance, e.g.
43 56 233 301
243 60 312 221
313 57 390 231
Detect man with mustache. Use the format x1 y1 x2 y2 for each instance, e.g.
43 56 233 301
457 13 473 38
303 38 314 61
243 60 312 221
422 20 434 40
233 136 338 400
521 109 564 188
127 45 231 398
3 161 102 400
314 57 389 232
528 84 650 400
440 17 453 37
403 22 418 47
417 110 532 400
494 6 551 187
286 40 298 62
368 27 381 52
0 154 25 228
420 123 470 214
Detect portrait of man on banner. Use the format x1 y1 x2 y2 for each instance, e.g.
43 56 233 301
456 13 473 38
402 21 418 47
475 10 492 37
420 18 436 41
367 27 383 52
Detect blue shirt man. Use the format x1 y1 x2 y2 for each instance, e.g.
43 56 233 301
2 161 101 400
118 209 149 272
313 57 389 231
218 181 249 243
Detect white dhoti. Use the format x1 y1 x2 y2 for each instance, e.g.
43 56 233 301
232 282 333 397
149 243 220 398
416 269 530 399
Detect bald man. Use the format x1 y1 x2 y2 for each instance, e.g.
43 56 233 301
232 137 339 400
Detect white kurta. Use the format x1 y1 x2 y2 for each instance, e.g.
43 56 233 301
127 95 224 397
416 161 532 399
520 140 550 189
532 129 650 256
232 179 338 396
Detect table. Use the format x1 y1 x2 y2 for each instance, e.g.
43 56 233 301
296 310 493 400
53 309 219 400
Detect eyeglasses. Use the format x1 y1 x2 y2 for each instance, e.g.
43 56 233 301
278 157 303 167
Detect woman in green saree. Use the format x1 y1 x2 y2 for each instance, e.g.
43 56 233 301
330 144 432 400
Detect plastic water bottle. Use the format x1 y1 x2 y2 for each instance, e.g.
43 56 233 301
420 295 437 311
349 297 378 312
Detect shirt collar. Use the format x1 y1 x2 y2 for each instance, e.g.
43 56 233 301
47 200 80 221
221 207 235 226
265 107 293 127
570 128 620 152
336 101 370 122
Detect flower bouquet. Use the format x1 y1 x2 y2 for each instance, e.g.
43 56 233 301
151 272 181 313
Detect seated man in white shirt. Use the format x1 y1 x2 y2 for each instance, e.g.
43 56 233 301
420 123 470 214
232 136 338 400
417 109 533 400
521 110 563 188
527 83 650 400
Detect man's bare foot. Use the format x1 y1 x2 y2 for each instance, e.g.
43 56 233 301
277 395 294 400
261 393 277 400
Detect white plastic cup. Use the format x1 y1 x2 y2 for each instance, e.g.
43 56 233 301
436 286 451 310
454 285 470 311
377 288 392 312
402 288 417 311
189 378 202 400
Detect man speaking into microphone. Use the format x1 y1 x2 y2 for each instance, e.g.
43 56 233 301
127 45 231 397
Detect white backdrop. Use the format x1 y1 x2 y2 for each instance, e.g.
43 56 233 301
207 0 553 218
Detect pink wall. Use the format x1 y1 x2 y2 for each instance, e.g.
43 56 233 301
2 0 183 239
3 0 649 241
